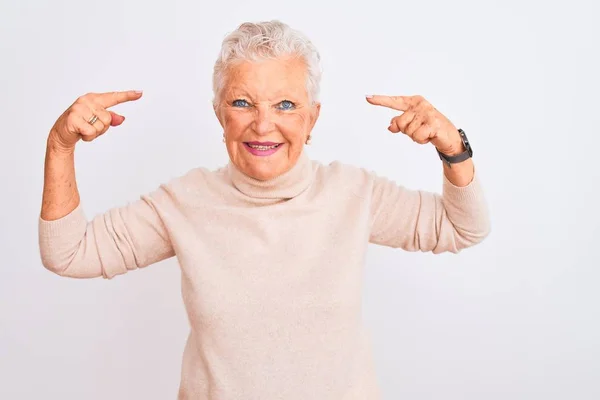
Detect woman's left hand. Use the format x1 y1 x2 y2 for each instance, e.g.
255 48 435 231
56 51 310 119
366 94 464 156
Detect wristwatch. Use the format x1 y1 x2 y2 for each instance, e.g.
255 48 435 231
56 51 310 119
437 128 473 167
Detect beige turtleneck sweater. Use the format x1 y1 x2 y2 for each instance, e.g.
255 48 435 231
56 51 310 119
38 151 490 399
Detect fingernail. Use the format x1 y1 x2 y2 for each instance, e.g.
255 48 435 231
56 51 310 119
134 90 143 94
365 95 373 98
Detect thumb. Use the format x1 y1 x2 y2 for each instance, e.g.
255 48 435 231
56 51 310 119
109 111 126 126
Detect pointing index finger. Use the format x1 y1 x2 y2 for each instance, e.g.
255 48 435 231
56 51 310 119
366 94 412 111
97 90 143 108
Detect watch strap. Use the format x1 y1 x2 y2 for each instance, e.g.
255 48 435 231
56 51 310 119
436 129 473 167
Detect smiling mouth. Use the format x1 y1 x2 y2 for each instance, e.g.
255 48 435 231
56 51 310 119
244 142 283 150
243 141 284 156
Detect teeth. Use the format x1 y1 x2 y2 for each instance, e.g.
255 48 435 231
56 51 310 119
248 144 278 150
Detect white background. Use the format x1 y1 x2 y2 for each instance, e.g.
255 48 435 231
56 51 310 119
1 0 599 399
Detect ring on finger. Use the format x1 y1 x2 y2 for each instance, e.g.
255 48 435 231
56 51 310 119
88 114 99 125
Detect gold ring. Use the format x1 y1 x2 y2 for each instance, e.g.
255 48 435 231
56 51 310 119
88 114 99 125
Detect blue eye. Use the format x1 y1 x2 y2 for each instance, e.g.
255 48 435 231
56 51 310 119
232 99 250 107
277 100 295 110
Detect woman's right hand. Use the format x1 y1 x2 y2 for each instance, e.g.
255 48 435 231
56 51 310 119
47 90 143 151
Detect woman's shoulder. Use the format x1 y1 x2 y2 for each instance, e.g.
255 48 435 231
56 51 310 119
313 158 376 180
167 165 227 187
145 165 230 205
311 158 377 198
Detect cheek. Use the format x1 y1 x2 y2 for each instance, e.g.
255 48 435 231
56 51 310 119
224 113 251 137
279 113 309 140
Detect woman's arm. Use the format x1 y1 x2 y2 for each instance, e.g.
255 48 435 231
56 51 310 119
39 90 174 279
39 140 175 278
365 94 490 252
368 161 490 253
41 139 81 221
442 151 474 188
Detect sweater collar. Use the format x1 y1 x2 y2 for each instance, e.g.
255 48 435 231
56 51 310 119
227 151 314 201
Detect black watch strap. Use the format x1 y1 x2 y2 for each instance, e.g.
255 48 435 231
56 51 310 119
437 128 473 167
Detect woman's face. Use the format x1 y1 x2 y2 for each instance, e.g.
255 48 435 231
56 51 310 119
215 56 320 181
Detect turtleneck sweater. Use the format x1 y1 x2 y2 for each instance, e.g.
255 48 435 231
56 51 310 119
38 151 490 399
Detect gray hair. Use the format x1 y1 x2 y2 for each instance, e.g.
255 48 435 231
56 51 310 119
212 20 322 106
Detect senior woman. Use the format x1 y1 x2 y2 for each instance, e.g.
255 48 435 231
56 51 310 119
39 20 490 400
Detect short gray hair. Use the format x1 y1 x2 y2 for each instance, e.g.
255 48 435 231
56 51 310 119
212 20 322 106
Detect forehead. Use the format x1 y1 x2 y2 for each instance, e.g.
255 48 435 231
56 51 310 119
224 57 308 99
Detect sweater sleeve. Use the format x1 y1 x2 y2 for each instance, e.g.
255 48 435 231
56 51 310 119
368 170 491 253
38 187 175 279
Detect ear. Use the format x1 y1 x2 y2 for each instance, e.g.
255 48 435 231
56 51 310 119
214 102 225 128
308 102 321 131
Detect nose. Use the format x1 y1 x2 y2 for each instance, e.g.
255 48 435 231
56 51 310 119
252 105 274 136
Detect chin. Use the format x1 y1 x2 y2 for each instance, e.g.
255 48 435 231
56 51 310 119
233 143 296 181
243 163 285 181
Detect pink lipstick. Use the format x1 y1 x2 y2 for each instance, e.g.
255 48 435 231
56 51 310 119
243 141 283 157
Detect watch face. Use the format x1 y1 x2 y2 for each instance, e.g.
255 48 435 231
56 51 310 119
458 129 473 156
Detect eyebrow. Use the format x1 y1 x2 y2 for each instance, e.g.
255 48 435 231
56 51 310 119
227 94 302 105
225 88 251 99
